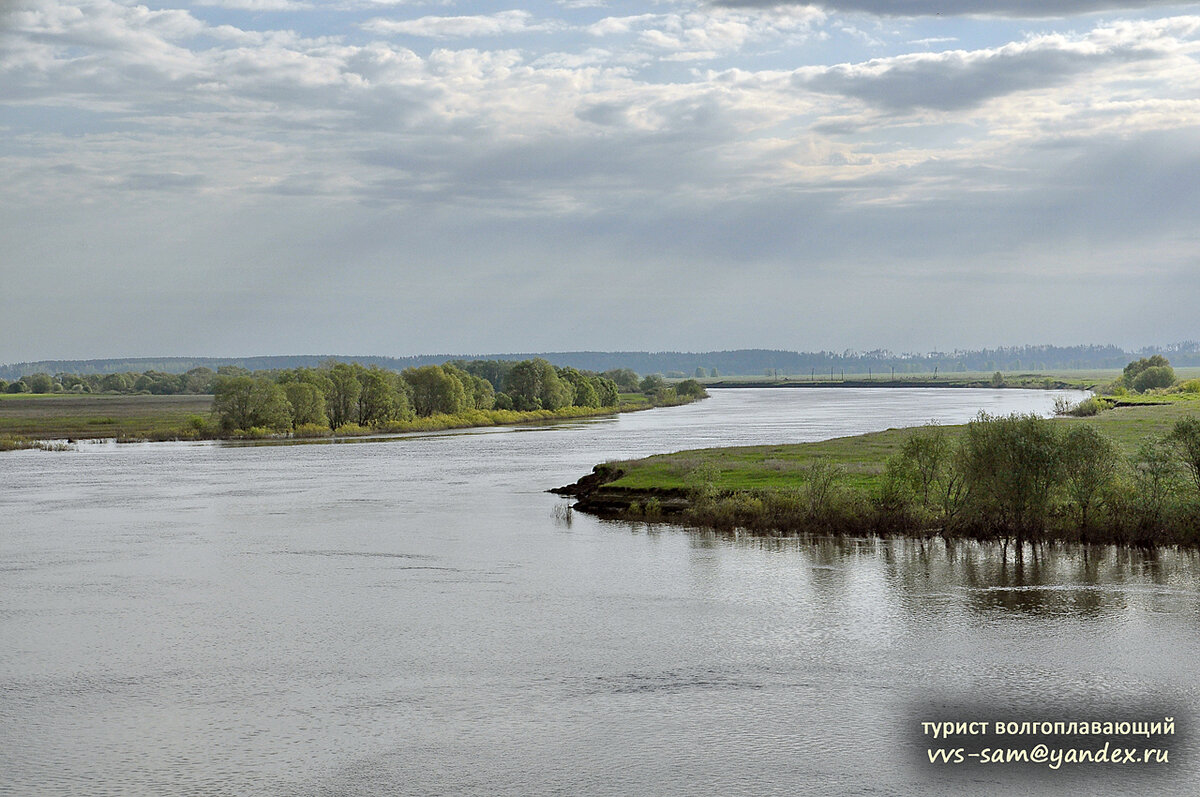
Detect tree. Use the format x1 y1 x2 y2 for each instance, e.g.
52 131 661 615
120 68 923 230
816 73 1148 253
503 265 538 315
1123 355 1170 387
403 365 467 416
506 360 543 410
26 373 55 394
639 374 666 393
443 365 493 411
1132 438 1180 526
694 367 707 379
506 359 571 410
468 375 495 410
889 426 951 513
213 376 290 432
558 367 599 408
358 366 403 425
1060 425 1119 535
675 379 706 398
1168 416 1200 495
325 363 362 428
100 372 133 393
248 379 292 431
184 367 216 394
595 377 619 407
284 382 327 428
213 376 255 430
539 363 573 410
710 368 719 378
961 413 1061 537
601 368 640 392
295 367 334 399
1132 365 1175 392
449 359 513 394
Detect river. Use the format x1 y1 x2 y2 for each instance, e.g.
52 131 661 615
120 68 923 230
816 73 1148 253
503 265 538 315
2 388 1197 796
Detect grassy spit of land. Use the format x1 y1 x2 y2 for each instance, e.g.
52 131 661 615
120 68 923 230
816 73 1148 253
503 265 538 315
697 367 1200 390
558 396 1200 547
0 391 699 450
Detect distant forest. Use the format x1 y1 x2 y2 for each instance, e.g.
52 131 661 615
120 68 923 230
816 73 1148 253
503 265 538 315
3 343 1199 381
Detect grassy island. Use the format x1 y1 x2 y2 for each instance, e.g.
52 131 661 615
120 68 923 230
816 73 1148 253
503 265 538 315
559 398 1200 547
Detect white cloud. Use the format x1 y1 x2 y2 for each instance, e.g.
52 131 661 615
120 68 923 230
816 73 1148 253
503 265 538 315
194 0 312 10
362 10 557 38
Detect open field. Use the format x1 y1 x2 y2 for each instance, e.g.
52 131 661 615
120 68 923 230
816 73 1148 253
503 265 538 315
0 394 213 441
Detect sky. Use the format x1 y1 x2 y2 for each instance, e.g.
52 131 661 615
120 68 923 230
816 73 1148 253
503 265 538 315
2 0 1199 362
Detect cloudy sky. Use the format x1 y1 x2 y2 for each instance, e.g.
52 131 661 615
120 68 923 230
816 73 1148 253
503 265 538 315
2 0 1199 361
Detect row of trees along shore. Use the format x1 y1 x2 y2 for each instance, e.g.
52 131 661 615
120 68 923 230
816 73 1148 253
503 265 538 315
658 412 1200 547
2 351 1189 399
210 359 707 437
0 368 218 395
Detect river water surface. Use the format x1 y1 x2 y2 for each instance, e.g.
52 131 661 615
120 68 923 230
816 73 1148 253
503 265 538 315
2 388 1198 796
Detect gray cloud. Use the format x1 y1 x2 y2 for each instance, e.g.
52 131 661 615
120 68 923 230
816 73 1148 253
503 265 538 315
799 40 1158 111
119 172 206 191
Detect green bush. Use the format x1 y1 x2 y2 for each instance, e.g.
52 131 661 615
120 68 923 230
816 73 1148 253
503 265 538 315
1132 365 1176 393
1066 397 1106 417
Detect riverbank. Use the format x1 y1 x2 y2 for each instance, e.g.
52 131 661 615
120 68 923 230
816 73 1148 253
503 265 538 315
0 391 703 448
557 400 1200 546
699 367 1200 391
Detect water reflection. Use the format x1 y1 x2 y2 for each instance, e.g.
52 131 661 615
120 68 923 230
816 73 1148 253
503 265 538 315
665 527 1200 619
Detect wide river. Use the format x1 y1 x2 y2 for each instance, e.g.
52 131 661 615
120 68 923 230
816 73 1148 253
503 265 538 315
2 388 1198 796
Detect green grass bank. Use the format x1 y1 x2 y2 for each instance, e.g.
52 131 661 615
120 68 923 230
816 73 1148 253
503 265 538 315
558 399 1200 547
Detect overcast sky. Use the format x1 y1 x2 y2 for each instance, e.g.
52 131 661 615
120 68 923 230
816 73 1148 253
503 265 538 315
2 0 1199 361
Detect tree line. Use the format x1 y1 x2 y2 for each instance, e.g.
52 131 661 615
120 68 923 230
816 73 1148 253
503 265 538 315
209 359 709 435
7 342 1200 382
877 413 1200 545
1 368 220 395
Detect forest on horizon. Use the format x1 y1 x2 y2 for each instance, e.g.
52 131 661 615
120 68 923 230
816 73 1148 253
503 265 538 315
4 343 1200 382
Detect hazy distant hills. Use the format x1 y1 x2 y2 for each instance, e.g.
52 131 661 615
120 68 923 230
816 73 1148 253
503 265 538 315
3 344 1198 381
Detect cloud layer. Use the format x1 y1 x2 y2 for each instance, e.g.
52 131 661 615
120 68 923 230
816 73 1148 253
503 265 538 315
2 0 1199 359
